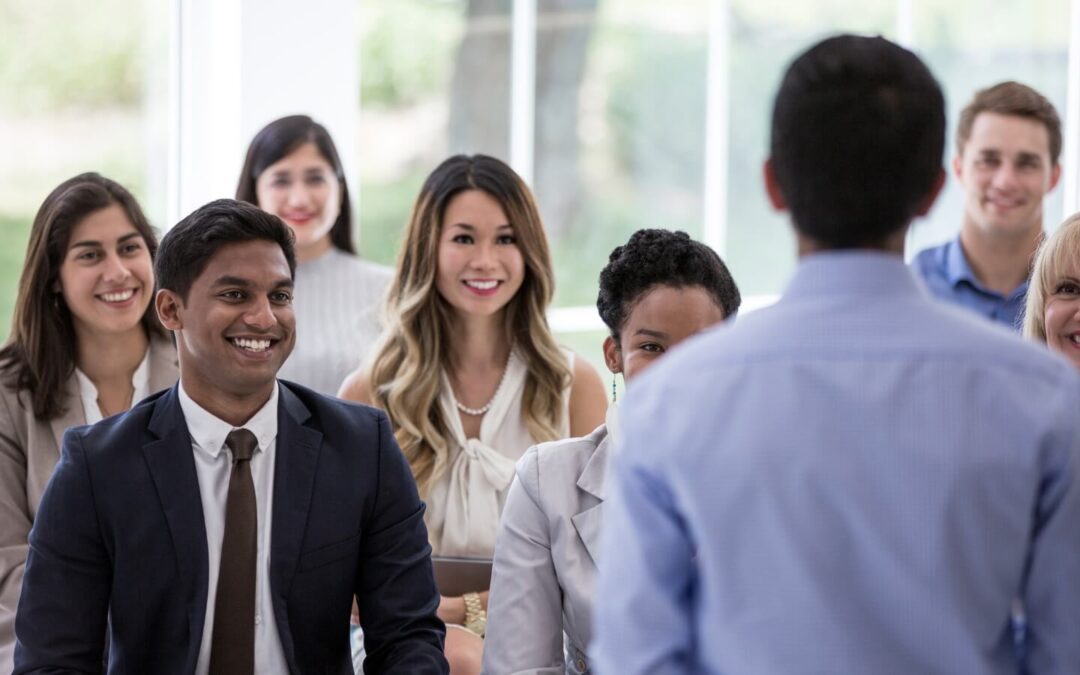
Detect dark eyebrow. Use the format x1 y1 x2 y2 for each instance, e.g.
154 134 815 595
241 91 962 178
69 232 142 249
211 276 294 290
634 328 670 340
446 223 513 231
211 275 253 288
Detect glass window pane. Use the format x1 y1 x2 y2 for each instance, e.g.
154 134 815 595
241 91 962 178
909 0 1070 254
0 0 169 339
356 0 512 265
536 0 711 309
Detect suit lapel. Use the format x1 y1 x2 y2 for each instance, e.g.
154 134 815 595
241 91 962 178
48 378 85 454
269 385 322 649
571 432 610 567
143 385 209 658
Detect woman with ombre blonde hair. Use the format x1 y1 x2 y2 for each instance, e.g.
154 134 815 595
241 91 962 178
1024 213 1080 371
339 154 606 674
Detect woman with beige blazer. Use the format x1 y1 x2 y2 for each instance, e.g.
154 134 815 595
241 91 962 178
0 174 179 671
481 229 742 675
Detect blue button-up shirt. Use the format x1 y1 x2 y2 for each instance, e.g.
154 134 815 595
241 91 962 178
592 252 1080 675
911 236 1028 330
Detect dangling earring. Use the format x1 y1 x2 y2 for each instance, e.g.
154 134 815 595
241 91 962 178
611 376 617 403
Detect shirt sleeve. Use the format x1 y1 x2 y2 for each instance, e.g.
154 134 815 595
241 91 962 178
482 447 565 675
591 392 696 675
356 411 449 674
13 429 110 674
1020 373 1080 671
0 391 29 669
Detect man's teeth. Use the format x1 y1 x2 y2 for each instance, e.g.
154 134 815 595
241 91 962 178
466 280 498 290
232 338 271 352
100 289 134 303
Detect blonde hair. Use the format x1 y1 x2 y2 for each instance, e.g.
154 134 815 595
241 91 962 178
369 155 571 496
1024 212 1080 341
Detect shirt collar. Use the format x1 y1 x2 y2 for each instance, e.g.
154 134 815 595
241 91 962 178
177 380 280 459
74 348 153 417
782 250 927 302
944 236 978 287
944 235 1030 299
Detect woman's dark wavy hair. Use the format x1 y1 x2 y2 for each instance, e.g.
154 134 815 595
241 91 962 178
0 173 164 419
236 114 355 254
597 228 741 339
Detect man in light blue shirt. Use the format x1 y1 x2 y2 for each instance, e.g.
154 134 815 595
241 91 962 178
592 35 1080 674
912 81 1062 330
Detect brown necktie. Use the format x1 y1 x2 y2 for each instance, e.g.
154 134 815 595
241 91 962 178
208 428 258 675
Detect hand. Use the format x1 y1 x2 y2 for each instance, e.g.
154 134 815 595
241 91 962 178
437 594 466 625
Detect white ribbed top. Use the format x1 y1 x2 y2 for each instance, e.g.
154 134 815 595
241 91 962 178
278 248 393 396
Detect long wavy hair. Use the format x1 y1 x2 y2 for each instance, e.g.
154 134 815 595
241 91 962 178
0 173 164 419
369 154 570 495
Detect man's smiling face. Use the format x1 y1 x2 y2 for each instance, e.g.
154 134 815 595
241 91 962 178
955 111 1061 239
159 238 295 406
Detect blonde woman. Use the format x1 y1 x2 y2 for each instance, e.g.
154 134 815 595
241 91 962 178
1024 213 1080 371
339 154 606 673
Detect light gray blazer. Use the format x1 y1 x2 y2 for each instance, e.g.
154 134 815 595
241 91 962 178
482 425 609 675
0 335 178 672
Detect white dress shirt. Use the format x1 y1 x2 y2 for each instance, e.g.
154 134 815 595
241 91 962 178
178 381 289 675
74 349 151 424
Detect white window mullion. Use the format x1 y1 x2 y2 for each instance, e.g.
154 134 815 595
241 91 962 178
510 0 538 186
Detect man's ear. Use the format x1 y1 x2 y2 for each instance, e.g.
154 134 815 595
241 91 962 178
914 168 947 217
763 158 788 211
155 289 184 331
951 154 963 181
1049 161 1063 192
602 335 622 375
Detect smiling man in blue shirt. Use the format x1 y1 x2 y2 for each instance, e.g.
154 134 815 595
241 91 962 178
912 82 1062 330
593 35 1080 674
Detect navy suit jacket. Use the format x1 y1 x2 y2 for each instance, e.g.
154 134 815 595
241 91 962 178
13 381 447 674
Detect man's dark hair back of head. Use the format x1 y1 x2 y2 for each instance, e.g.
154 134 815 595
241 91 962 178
770 34 945 248
156 198 297 301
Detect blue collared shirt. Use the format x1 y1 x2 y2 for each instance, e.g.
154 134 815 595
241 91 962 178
592 252 1080 675
911 236 1028 330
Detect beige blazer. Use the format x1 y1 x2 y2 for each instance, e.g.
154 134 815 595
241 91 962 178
0 335 178 671
482 425 609 675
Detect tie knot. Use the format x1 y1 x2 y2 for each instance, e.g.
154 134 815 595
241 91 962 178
225 428 258 462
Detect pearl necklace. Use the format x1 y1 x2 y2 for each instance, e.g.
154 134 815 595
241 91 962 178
454 354 511 417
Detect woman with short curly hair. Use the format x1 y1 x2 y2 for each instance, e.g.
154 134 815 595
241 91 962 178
481 228 741 675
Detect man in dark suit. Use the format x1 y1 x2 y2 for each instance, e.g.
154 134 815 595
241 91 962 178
14 199 447 674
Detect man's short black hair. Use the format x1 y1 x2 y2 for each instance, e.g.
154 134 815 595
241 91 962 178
596 228 741 338
156 199 297 301
770 34 945 248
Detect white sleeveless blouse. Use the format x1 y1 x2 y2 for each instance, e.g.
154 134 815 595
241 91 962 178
425 348 572 557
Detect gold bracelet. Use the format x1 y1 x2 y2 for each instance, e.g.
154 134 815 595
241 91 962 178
462 591 486 637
